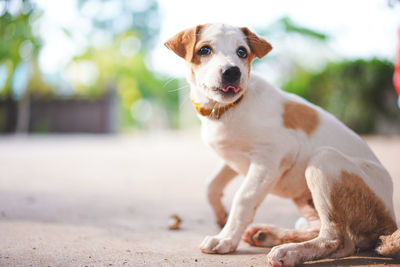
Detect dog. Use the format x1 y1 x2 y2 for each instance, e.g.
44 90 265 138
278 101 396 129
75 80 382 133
165 24 400 266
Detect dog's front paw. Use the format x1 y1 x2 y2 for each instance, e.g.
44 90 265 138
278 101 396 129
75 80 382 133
200 235 237 254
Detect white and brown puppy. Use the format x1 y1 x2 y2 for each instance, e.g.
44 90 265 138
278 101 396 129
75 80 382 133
165 24 400 266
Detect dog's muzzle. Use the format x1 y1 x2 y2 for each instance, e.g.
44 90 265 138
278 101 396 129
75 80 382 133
222 66 241 84
219 66 242 94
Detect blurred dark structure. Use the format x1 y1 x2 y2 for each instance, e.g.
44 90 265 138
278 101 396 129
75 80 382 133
0 89 117 133
0 98 17 132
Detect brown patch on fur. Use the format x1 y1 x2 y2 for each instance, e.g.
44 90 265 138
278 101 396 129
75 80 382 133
324 240 339 250
307 198 315 209
240 27 272 59
376 229 400 257
302 238 338 251
282 102 320 137
244 54 254 75
164 25 204 62
192 40 211 66
276 229 319 245
330 171 397 250
190 40 209 75
279 157 294 171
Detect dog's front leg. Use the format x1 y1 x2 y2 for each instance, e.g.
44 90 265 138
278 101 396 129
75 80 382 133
207 164 238 228
200 153 285 254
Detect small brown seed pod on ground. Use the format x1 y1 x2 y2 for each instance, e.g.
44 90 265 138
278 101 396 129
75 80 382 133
168 214 182 230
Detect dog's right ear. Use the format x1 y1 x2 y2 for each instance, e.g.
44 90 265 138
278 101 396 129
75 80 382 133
164 25 203 61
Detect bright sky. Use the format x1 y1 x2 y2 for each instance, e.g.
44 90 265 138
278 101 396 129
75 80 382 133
34 0 400 78
153 0 400 76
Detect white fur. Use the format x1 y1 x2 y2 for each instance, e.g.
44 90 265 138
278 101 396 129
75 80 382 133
169 24 396 265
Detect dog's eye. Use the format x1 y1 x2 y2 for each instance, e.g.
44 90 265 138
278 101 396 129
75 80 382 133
237 47 248 58
198 46 212 56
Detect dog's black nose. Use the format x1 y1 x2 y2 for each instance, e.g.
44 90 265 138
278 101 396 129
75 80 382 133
222 66 241 84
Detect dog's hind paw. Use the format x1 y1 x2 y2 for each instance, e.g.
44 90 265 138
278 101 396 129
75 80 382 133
200 235 237 254
243 224 275 247
267 243 302 267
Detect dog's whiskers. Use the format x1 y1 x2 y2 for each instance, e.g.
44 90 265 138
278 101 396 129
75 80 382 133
163 77 179 89
178 92 191 111
168 84 190 93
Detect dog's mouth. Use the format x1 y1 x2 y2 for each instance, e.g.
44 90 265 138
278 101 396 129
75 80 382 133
220 85 241 93
216 85 242 99
201 83 244 103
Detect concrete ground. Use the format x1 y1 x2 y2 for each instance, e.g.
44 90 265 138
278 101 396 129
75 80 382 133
0 133 399 267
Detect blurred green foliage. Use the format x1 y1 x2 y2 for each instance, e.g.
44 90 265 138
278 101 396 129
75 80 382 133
0 0 181 130
0 0 48 98
258 16 329 41
73 0 180 129
71 31 180 129
283 59 399 134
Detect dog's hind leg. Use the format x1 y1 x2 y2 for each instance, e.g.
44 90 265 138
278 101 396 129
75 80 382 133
243 192 320 247
242 224 319 247
267 147 397 267
207 163 238 228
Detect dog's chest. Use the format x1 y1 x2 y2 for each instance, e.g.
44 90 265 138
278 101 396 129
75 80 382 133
201 120 252 175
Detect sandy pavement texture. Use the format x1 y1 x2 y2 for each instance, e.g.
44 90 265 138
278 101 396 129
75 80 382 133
0 133 399 267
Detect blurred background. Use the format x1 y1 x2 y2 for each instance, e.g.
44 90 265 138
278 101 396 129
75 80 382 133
0 0 400 134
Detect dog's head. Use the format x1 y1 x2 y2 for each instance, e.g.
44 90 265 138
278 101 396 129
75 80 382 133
165 24 272 104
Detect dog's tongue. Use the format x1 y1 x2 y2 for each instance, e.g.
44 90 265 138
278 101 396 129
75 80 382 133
221 85 240 93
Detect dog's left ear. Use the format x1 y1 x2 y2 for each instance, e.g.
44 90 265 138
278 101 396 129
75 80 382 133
164 25 203 61
241 27 272 59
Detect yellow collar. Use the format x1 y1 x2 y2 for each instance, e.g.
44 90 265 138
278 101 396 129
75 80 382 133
191 94 245 119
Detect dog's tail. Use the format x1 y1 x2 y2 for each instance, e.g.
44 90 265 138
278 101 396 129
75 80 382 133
376 229 400 258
